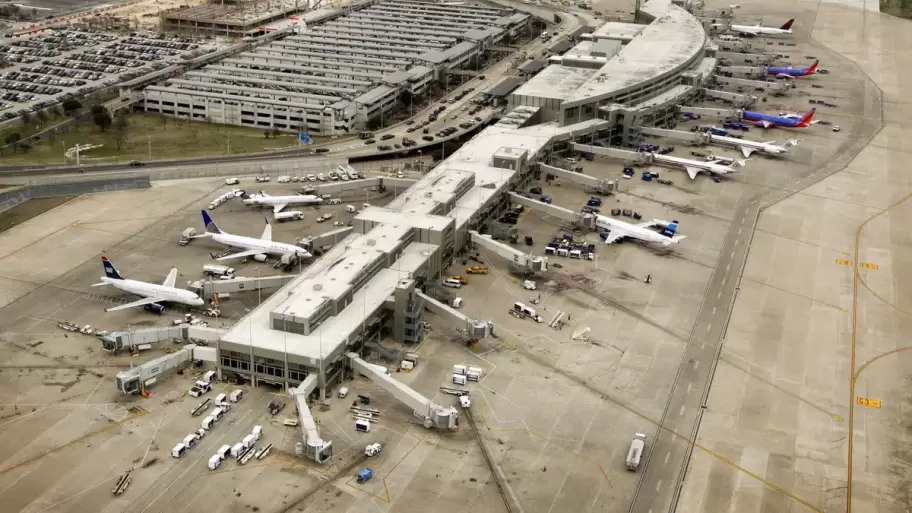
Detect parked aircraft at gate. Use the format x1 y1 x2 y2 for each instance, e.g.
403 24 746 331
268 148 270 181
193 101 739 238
742 108 815 128
93 256 204 313
768 60 818 78
196 211 312 262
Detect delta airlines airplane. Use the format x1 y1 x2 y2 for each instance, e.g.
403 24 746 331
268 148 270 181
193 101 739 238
93 256 204 313
197 210 312 262
742 108 815 128
240 191 322 213
596 216 685 246
651 153 746 180
708 134 798 158
768 60 818 78
731 18 794 36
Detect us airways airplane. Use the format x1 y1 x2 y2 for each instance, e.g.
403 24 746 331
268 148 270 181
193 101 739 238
708 134 798 158
743 108 815 128
197 210 312 262
731 18 794 36
768 60 818 78
240 191 322 213
93 256 204 313
651 153 747 180
596 216 685 246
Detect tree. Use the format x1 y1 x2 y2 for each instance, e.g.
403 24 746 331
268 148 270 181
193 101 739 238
91 105 112 132
111 114 129 150
61 98 82 115
264 130 271 139
35 109 48 126
19 110 31 126
4 132 20 146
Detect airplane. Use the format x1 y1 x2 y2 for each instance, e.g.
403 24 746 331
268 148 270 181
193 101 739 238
240 190 323 213
768 60 818 78
731 18 794 36
742 108 815 128
92 256 204 313
196 210 312 262
651 153 747 180
595 216 685 246
708 134 798 157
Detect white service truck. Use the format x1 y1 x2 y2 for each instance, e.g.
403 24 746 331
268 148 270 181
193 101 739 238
626 433 647 471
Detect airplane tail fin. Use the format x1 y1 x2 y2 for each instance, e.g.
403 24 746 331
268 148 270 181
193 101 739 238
806 60 819 75
101 256 124 280
238 190 250 200
780 18 795 30
797 108 816 127
660 221 679 238
202 210 221 234
261 217 273 241
734 159 747 168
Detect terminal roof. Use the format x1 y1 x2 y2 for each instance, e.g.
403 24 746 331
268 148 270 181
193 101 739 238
510 65 599 101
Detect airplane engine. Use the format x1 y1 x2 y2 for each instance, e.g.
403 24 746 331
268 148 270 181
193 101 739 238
144 303 166 314
253 254 268 263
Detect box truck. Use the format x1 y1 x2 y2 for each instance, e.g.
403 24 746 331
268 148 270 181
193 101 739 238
626 433 647 471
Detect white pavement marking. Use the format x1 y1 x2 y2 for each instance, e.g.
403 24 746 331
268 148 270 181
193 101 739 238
665 452 671 464
717 291 722 299
738 228 742 234
656 479 663 491
679 405 685 416
722 277 727 286
687 382 693 394
730 251 735 258
693 360 700 370
705 324 711 332
711 307 716 315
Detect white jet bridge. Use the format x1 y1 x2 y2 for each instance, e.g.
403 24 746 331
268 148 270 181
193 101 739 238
115 344 211 394
713 75 789 94
347 352 459 430
717 65 766 78
537 163 618 195
637 127 709 144
704 88 757 107
289 374 333 463
468 229 549 274
417 291 494 340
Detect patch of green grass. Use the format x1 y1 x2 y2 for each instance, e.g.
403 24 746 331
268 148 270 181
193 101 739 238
881 0 912 18
0 113 322 165
0 196 75 234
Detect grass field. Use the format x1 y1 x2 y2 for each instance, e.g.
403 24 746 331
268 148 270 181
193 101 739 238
881 0 912 18
0 113 312 165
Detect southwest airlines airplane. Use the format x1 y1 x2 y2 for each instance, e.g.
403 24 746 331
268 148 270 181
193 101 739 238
93 256 204 313
198 210 312 262
742 108 815 128
768 60 818 78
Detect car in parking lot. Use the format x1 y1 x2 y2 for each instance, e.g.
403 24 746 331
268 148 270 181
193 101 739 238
377 145 392 150
314 148 330 153
422 135 434 142
380 134 394 140
364 139 376 145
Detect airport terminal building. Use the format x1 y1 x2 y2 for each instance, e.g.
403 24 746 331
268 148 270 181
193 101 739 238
142 1 530 136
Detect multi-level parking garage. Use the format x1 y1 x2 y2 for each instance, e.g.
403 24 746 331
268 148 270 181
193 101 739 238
142 1 530 136
508 0 714 143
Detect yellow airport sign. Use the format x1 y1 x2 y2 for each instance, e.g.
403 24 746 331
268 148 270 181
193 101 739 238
860 263 879 270
836 259 852 267
857 397 881 408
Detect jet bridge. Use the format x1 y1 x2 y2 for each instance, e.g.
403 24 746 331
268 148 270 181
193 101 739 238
704 88 757 107
468 229 549 273
188 275 295 299
717 65 766 78
289 374 333 463
417 291 494 340
307 178 379 195
569 144 642 163
102 325 226 353
713 39 752 52
677 106 741 119
537 163 618 195
115 344 199 394
638 127 708 144
346 352 459 430
713 75 789 94
717 51 775 65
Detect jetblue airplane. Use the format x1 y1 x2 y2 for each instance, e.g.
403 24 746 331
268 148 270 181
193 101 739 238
596 217 685 245
93 256 204 313
196 210 312 262
742 108 815 128
768 60 818 78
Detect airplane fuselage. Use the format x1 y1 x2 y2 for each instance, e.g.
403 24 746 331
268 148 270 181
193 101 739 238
651 153 741 175
243 195 322 208
742 108 814 128
212 232 311 258
101 277 203 306
709 134 792 156
732 25 792 36
595 217 677 245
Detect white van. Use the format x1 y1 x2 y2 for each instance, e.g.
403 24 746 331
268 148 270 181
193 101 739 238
338 387 349 398
208 454 222 470
242 434 256 449
453 364 467 375
215 393 228 405
345 204 357 213
453 374 467 385
217 444 232 460
355 419 371 432
209 407 224 421
229 389 244 403
252 425 263 441
172 443 187 458
201 415 215 430
569 249 582 259
230 443 245 458
442 278 462 288
183 433 199 448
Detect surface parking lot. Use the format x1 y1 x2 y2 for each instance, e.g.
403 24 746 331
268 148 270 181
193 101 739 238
0 30 215 116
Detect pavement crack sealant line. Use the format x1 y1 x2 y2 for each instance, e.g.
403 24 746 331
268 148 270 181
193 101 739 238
463 405 521 513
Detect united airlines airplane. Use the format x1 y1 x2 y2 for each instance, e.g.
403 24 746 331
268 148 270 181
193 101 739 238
93 256 204 313
197 210 312 262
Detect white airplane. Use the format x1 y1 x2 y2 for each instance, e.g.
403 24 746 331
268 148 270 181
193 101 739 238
709 134 798 157
596 217 686 246
730 18 794 36
240 190 323 213
92 256 204 313
197 210 312 262
651 153 747 179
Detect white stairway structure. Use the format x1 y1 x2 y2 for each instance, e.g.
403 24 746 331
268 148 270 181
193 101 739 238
289 374 333 463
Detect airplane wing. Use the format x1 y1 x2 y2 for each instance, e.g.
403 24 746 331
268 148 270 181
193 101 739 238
161 268 178 288
760 120 773 128
637 220 666 229
106 297 167 312
739 146 757 158
602 231 627 244
684 166 701 180
215 249 264 261
272 203 287 214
